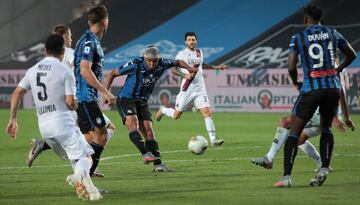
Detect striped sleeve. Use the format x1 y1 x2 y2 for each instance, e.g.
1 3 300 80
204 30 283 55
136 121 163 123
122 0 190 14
118 60 137 75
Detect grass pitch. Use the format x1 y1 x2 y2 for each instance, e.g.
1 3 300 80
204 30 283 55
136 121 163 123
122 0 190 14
0 109 359 205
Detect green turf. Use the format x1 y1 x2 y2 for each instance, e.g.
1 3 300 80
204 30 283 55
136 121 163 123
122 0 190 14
0 109 359 205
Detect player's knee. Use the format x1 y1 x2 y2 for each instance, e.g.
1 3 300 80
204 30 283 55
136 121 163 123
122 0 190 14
200 108 211 118
173 111 182 120
279 117 290 128
125 119 139 131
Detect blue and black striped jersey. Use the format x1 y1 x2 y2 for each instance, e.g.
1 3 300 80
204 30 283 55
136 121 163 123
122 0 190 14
118 57 176 100
289 24 349 93
74 30 104 102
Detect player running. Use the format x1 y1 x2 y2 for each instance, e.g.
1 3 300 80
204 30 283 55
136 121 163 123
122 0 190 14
156 32 226 146
26 24 115 178
105 46 198 172
274 4 356 188
6 34 102 200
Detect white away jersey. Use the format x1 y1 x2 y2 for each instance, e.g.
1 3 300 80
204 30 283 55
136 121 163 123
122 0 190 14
175 48 206 92
18 57 77 138
62 47 75 69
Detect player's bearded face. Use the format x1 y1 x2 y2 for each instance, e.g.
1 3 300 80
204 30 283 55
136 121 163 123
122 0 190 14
64 31 72 48
145 57 159 69
186 36 197 50
101 18 109 36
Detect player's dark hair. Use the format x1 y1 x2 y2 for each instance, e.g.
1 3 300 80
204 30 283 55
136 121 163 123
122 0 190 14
303 4 324 22
45 34 65 56
52 24 70 36
88 5 108 24
185 32 197 40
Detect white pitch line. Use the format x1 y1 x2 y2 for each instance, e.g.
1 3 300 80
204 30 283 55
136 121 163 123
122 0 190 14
0 144 359 170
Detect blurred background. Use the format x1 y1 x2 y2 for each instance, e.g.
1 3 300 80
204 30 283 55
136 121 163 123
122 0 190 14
0 0 359 113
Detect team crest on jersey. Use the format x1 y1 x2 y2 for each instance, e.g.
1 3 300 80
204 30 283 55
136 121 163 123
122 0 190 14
96 117 102 125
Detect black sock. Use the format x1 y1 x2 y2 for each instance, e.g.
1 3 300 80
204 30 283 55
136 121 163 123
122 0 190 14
145 139 162 165
320 131 334 168
89 142 104 176
42 142 51 151
129 131 148 155
284 135 298 176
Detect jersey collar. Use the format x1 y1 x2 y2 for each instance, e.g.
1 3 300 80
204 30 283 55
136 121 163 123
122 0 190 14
44 56 61 63
86 29 100 41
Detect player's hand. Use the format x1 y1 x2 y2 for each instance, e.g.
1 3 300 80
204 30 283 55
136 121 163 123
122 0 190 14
6 119 18 139
344 117 355 131
189 67 198 73
216 64 227 70
185 73 195 80
103 91 116 107
332 117 346 133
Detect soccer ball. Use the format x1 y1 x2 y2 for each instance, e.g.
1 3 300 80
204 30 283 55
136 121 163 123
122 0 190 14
188 136 208 155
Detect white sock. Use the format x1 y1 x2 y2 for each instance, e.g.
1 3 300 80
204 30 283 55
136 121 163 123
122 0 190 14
103 114 115 146
266 127 289 162
204 117 216 143
71 160 77 171
105 128 114 146
162 107 175 118
73 157 92 180
298 140 322 168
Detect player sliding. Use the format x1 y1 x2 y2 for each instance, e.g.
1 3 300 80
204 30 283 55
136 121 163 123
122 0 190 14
156 32 226 146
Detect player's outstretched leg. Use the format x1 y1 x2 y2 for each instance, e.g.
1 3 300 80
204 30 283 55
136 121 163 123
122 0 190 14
27 138 51 167
156 105 175 121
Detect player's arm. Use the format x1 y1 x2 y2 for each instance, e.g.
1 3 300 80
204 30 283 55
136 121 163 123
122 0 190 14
336 31 357 74
104 68 121 91
339 87 355 131
6 86 27 139
288 51 301 91
80 60 115 105
64 70 78 110
288 34 302 91
175 60 198 73
171 67 194 80
65 95 78 110
203 63 227 70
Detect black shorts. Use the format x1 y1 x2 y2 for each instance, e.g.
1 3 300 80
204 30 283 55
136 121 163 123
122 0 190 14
292 88 340 124
76 101 106 133
117 98 152 125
